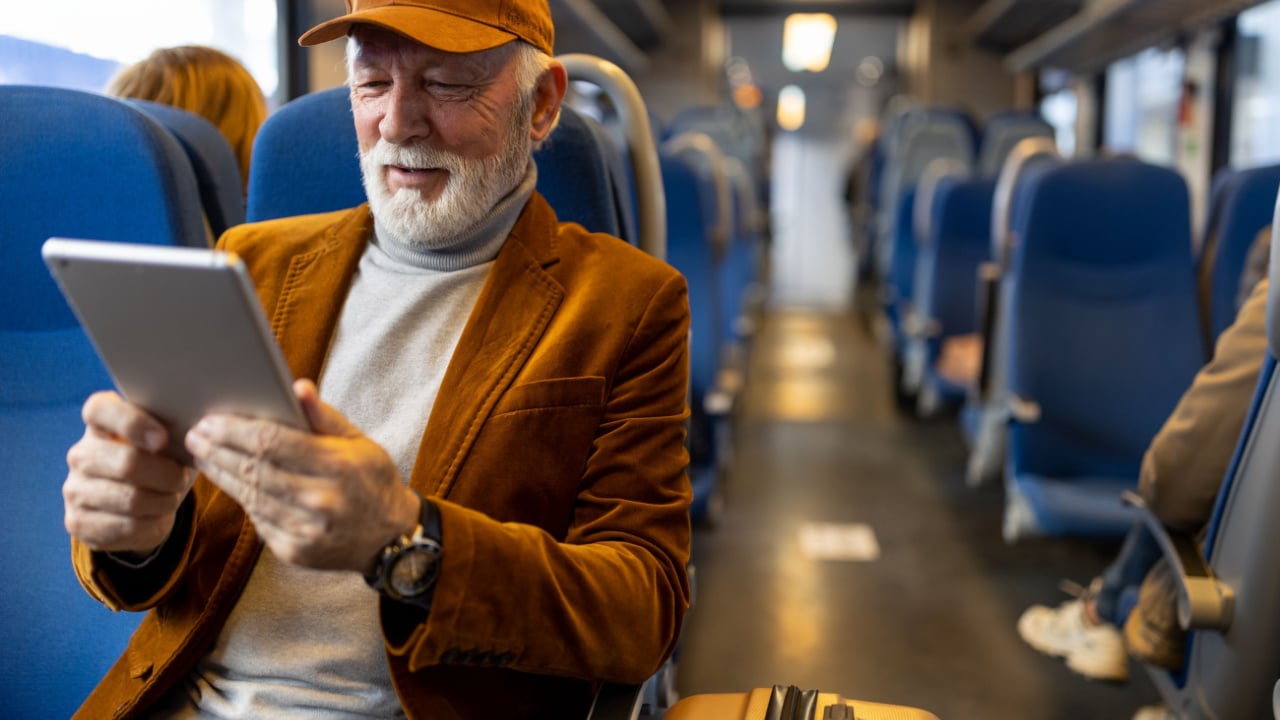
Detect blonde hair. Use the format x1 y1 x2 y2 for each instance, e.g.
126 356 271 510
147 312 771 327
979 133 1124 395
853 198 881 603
107 46 268 190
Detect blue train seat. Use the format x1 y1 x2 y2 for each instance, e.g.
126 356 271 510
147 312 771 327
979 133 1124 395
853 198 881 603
720 166 763 351
1002 158 1205 541
1126 218 1280 716
1196 163 1280 350
246 86 363 221
661 153 723 524
877 109 976 380
126 99 246 240
874 106 976 282
1130 349 1278 719
977 111 1055 178
0 86 207 719
963 137 1062 481
908 175 997 415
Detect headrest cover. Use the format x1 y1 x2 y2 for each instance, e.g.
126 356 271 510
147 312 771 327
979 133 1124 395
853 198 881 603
299 0 554 57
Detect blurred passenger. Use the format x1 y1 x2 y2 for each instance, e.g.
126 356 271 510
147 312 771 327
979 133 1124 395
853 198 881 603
62 2 691 717
106 45 267 191
1017 228 1272 689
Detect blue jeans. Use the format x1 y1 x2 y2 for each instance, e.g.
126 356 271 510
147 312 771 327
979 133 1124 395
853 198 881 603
1094 520 1162 628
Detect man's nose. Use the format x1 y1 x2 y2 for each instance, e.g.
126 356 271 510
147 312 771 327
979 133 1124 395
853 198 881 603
379 85 432 145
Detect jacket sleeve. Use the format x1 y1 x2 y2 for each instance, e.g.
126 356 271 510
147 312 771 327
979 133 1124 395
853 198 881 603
71 494 199 612
1138 278 1270 533
382 273 693 684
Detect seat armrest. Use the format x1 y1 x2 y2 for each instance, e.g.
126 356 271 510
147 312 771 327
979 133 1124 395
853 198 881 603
586 682 645 720
903 309 941 340
1005 394 1041 424
1122 491 1234 631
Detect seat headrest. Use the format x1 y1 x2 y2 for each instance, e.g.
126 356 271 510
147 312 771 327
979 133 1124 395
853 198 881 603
1015 158 1190 268
1 86 205 332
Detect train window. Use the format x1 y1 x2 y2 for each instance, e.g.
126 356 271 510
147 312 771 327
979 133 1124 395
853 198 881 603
1231 0 1280 166
1038 69 1077 157
1103 46 1186 165
2 0 279 104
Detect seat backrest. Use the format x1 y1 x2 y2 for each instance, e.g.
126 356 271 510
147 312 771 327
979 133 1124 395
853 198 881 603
978 111 1056 178
1005 158 1204 480
876 107 976 276
127 98 247 239
1160 217 1280 718
246 86 363 222
660 153 721 469
969 140 1063 409
1198 163 1280 347
0 85 206 719
918 175 997 338
535 105 629 241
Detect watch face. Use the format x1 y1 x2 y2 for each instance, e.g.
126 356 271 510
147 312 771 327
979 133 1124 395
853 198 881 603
389 544 439 599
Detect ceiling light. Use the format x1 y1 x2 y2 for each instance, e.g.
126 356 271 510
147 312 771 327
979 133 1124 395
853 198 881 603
783 13 837 73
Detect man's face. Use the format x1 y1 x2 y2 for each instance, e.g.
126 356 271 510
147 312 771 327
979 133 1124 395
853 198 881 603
349 27 533 250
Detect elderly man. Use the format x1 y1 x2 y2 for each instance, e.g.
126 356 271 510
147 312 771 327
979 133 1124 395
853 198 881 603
62 1 692 717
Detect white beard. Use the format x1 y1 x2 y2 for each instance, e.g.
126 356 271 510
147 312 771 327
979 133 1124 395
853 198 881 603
360 106 531 252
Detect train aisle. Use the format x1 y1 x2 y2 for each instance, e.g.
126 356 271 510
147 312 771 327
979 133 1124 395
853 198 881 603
674 307 1163 719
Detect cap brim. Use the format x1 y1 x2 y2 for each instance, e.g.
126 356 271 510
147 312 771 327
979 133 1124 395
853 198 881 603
299 5 518 53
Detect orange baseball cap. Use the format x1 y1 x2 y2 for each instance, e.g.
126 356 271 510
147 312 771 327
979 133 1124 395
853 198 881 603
299 0 554 57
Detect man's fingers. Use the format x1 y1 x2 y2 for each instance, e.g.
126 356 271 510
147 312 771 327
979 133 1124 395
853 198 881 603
63 476 185 518
82 391 168 453
65 508 174 554
187 413 347 477
67 434 189 494
295 379 360 438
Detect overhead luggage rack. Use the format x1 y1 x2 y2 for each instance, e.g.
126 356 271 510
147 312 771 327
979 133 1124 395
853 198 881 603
963 0 1083 54
1004 0 1267 74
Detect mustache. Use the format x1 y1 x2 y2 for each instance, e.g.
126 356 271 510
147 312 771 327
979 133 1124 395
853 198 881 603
364 140 464 173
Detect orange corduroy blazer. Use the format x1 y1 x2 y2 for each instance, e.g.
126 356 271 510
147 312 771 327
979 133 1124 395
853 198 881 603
71 192 693 719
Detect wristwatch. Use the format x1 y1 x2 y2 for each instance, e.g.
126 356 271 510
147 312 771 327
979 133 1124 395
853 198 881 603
364 492 442 608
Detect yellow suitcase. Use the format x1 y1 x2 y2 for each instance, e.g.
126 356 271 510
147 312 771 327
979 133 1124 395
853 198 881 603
664 685 941 720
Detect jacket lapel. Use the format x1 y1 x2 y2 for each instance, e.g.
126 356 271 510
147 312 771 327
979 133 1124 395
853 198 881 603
410 194 564 497
272 209 372 384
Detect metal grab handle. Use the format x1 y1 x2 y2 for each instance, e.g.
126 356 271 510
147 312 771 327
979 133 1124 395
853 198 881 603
557 53 666 261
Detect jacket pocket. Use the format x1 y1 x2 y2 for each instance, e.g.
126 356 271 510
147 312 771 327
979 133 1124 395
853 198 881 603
490 376 606 417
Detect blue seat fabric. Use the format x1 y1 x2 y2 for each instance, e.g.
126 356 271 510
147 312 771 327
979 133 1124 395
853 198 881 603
661 154 721 523
0 85 207 719
127 99 247 238
919 177 996 402
1005 159 1205 537
1201 164 1280 343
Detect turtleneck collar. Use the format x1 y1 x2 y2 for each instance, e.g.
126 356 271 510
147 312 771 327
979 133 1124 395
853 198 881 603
371 161 537 273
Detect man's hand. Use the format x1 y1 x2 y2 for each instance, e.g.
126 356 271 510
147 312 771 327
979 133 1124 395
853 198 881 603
185 379 419 573
64 392 195 555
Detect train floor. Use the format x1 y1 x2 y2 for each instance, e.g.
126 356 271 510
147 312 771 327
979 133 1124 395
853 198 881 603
673 306 1164 719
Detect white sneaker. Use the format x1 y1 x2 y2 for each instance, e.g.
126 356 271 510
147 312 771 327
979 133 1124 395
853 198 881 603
1017 596 1128 681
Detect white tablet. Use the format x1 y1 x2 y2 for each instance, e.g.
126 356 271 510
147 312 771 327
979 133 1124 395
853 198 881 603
42 238 308 466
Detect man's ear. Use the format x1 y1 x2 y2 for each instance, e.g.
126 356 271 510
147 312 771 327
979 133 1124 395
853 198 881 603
530 61 568 143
